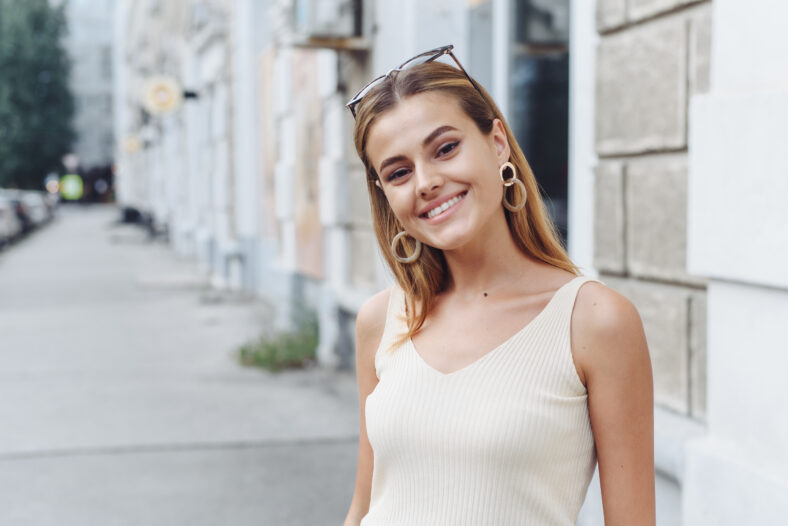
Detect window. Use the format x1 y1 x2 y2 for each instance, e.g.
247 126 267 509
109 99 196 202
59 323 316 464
509 0 570 242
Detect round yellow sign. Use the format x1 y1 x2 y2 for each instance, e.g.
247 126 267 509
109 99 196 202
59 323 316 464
143 76 183 114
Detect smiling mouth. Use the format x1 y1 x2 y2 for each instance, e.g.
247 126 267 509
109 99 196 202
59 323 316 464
423 192 467 219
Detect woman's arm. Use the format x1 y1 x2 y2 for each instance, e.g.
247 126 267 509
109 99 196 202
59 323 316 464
571 282 656 526
343 288 390 526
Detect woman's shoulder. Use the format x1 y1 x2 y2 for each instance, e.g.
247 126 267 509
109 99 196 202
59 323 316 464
573 279 642 335
570 279 649 385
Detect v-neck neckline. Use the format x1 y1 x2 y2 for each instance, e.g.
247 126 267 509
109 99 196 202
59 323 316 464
407 276 581 378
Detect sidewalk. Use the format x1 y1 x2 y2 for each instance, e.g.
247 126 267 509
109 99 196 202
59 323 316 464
0 205 359 525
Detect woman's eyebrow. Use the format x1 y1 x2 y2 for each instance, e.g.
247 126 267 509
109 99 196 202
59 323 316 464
422 125 458 148
378 125 459 174
379 155 408 173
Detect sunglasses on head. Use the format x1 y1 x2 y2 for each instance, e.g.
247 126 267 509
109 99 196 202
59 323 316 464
345 44 486 118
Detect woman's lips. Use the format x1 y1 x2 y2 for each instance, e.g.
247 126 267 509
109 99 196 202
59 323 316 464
420 191 467 222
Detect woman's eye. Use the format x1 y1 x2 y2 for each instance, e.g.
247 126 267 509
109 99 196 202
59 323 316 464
438 141 459 156
387 169 408 182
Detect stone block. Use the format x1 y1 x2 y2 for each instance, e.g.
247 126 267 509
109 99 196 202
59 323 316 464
709 0 788 93
626 154 702 285
703 282 788 470
350 227 378 290
318 158 350 227
593 161 626 274
688 4 712 95
274 49 292 117
689 291 706 419
595 15 687 155
316 49 338 99
278 115 296 163
603 277 690 414
628 0 705 23
280 220 297 270
274 160 295 221
322 95 346 159
688 93 788 289
683 437 788 526
323 227 349 286
596 0 627 32
211 82 228 140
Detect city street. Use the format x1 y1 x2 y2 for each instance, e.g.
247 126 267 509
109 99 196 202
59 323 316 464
0 205 359 525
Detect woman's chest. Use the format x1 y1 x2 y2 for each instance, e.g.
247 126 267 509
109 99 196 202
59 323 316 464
409 299 550 375
366 366 584 462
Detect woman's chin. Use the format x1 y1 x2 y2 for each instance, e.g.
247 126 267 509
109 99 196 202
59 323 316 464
422 232 475 253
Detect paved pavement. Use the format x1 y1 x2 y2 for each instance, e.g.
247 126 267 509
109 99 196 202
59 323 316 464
0 205 359 525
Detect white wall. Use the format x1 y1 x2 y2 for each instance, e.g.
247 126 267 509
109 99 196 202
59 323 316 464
684 0 788 523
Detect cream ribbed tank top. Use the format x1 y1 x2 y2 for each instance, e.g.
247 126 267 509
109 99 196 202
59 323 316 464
360 276 600 526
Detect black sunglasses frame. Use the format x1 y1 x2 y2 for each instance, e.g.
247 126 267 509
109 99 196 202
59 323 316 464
345 44 487 118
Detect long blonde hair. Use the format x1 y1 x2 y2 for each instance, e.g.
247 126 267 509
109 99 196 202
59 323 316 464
352 62 577 348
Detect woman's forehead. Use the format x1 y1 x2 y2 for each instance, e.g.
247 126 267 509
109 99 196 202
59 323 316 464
365 93 471 162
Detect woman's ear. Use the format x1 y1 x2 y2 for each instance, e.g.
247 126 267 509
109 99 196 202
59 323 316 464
491 119 511 163
375 179 382 189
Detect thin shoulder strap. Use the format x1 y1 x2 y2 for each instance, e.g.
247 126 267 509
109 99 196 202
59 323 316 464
372 285 410 378
566 275 603 297
556 275 604 318
377 285 408 353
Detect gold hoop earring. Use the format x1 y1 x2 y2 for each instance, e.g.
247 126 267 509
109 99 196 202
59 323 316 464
499 161 527 212
391 231 422 264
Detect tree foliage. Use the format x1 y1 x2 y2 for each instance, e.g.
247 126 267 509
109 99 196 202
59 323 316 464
0 0 75 189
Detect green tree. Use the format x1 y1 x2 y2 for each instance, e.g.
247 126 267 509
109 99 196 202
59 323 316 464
0 0 75 189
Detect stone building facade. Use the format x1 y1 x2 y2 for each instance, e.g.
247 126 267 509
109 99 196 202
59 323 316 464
578 0 788 523
594 0 710 419
682 0 788 522
572 1 714 523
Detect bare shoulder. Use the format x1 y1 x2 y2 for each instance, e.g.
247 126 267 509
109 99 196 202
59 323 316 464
573 281 643 336
355 287 392 355
570 281 649 386
573 282 656 521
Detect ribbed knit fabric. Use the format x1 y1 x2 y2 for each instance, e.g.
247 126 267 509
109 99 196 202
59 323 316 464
360 276 600 526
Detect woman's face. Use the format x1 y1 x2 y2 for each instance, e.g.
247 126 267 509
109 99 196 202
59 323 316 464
365 92 511 252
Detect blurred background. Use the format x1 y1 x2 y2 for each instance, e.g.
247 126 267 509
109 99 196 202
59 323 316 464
1 0 786 524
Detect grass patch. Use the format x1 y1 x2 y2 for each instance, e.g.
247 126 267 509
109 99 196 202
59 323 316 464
238 315 318 372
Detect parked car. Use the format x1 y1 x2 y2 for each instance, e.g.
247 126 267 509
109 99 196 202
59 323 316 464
43 192 59 219
0 196 23 247
0 189 34 234
21 191 50 226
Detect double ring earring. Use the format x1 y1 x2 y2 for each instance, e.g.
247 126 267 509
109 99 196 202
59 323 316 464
391 231 422 264
499 161 527 212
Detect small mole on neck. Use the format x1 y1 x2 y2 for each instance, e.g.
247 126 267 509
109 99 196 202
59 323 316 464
483 292 488 297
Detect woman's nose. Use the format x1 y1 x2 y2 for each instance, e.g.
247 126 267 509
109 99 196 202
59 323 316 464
415 165 443 198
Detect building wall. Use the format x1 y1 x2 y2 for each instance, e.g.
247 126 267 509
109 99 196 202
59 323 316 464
63 0 115 169
578 0 713 523
683 0 788 523
593 0 711 417
116 0 251 292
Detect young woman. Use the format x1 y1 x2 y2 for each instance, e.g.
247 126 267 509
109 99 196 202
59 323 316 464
342 45 655 526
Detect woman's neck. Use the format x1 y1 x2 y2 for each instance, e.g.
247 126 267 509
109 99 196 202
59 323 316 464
442 215 540 302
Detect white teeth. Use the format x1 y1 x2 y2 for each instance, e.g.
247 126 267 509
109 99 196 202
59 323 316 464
426 193 465 219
